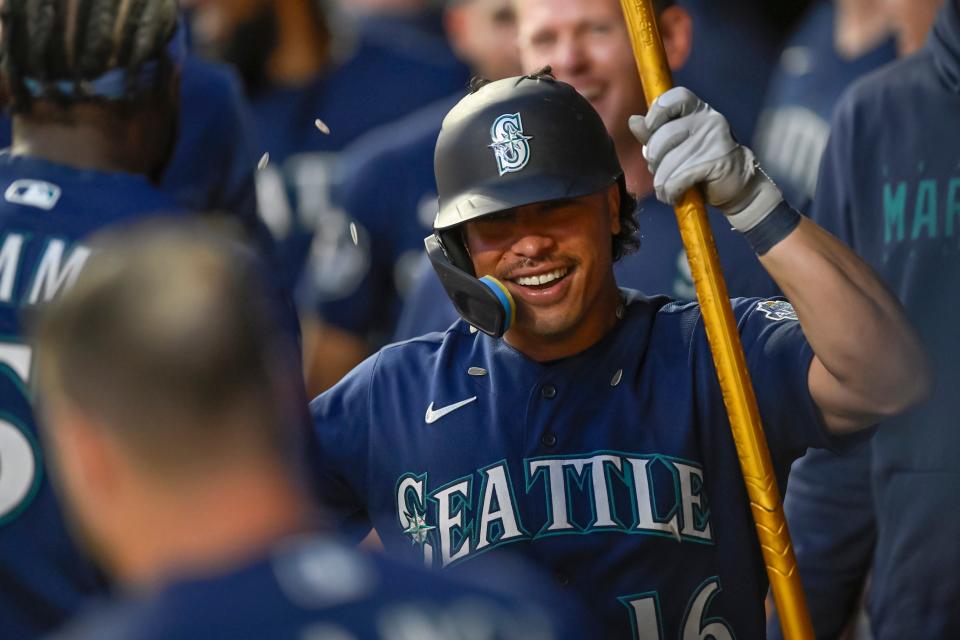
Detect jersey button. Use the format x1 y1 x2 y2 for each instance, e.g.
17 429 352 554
541 384 557 399
554 571 570 587
540 432 557 448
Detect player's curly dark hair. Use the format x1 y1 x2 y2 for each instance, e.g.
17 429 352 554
0 0 179 112
613 180 640 261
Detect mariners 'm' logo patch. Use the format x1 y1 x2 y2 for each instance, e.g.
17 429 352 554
489 113 533 176
756 300 798 322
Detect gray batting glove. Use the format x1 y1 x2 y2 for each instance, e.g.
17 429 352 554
629 87 783 234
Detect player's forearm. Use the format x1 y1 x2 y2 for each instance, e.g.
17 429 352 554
760 217 931 431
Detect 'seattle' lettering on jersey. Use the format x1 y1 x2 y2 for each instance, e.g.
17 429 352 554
312 290 856 639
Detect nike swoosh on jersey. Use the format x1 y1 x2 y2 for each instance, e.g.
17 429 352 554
424 396 478 424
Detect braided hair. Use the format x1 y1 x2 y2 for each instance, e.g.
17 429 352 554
1 0 180 112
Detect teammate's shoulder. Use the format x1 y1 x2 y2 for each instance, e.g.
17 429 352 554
0 152 178 213
51 536 362 640
273 534 584 638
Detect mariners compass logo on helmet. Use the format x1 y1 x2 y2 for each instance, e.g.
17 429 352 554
489 113 533 176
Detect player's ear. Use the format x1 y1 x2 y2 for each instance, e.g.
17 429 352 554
659 6 693 71
46 405 122 508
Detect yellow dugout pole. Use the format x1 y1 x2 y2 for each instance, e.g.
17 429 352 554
616 2 815 638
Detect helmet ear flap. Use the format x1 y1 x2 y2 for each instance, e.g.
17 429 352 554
438 228 476 277
424 234 514 337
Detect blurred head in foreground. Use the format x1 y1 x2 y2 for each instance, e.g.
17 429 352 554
32 219 308 586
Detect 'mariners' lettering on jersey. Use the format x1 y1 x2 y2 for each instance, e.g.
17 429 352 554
396 451 713 567
881 175 960 246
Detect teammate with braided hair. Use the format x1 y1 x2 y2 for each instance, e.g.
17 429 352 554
0 0 186 635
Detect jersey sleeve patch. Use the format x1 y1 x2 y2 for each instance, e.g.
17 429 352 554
755 300 798 322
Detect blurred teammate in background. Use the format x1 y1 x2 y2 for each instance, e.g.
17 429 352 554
754 2 895 637
754 0 895 213
771 1 960 637
188 0 468 288
396 0 777 340
37 221 586 640
299 0 521 394
0 0 184 634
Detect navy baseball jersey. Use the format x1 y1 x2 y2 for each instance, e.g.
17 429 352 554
251 36 468 289
804 2 960 635
313 290 851 638
394 196 778 340
753 0 895 213
299 95 458 344
0 153 182 637
50 534 588 640
756 3 894 637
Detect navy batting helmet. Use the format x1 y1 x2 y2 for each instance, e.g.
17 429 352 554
424 70 631 338
432 71 627 275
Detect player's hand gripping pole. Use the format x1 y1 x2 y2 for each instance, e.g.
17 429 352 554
617 2 814 638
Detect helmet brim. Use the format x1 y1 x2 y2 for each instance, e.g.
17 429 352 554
434 171 622 230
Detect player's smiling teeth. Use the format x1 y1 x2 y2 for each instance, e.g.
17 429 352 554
513 268 568 287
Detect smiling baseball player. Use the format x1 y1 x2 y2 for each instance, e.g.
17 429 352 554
310 72 929 638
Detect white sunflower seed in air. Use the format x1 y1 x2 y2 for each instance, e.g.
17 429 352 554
611 369 623 387
257 152 270 170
